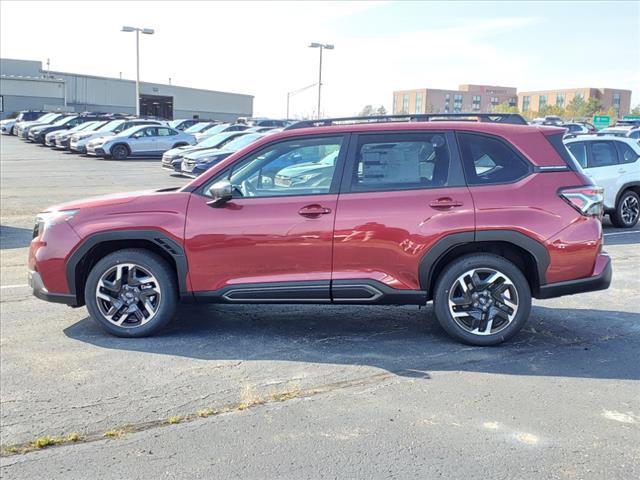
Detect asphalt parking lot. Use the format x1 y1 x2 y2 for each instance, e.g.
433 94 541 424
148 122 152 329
0 135 639 479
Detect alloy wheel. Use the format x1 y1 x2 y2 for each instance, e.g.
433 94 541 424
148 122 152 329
621 195 639 225
447 268 519 336
95 263 161 328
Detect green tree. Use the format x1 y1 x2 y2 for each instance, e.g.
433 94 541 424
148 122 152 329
492 102 519 114
631 104 640 115
584 98 603 117
539 104 566 117
358 105 374 117
375 105 387 115
565 96 586 119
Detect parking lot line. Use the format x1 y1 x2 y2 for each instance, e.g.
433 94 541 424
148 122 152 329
603 231 640 237
0 284 28 289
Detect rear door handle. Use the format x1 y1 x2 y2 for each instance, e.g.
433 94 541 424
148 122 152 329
298 204 332 217
430 198 463 209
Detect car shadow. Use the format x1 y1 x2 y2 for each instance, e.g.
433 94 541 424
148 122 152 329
64 304 640 381
0 225 32 249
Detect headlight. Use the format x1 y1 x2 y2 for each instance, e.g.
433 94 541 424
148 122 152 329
198 155 222 164
34 210 79 237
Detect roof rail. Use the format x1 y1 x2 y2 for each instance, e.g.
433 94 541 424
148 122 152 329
285 113 528 130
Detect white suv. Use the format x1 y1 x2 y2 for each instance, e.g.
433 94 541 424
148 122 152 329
565 135 640 228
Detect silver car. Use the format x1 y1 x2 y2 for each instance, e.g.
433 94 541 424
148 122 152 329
70 119 162 154
87 124 196 160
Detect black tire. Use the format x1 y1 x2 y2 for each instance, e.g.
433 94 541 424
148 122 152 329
84 249 178 337
10 126 16 135
433 253 532 346
111 144 129 160
610 190 640 228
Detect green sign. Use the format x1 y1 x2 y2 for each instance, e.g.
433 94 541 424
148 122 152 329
593 115 610 130
623 115 640 120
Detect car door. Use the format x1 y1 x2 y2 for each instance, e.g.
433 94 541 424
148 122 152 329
184 134 348 300
129 127 157 155
583 140 620 208
156 127 177 153
331 131 474 299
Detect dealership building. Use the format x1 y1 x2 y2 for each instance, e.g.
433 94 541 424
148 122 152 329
0 58 253 121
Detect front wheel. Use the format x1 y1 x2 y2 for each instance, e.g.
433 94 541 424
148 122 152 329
433 254 531 346
610 190 640 228
110 144 129 160
84 249 178 337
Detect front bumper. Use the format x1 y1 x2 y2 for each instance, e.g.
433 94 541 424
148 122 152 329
28 270 77 306
55 138 71 149
70 143 87 153
537 253 612 299
86 147 106 156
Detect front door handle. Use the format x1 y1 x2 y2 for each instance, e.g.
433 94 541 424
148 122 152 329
430 197 463 209
618 168 627 174
298 204 332 217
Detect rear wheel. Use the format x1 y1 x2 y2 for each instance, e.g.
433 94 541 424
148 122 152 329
433 254 531 346
111 144 129 160
611 190 639 228
84 249 177 337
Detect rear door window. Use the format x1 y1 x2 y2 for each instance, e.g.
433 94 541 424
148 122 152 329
589 141 618 168
349 133 451 192
457 133 530 185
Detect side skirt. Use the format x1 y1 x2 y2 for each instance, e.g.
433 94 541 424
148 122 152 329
193 280 427 306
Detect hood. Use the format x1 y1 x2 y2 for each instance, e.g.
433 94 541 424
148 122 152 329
44 190 157 212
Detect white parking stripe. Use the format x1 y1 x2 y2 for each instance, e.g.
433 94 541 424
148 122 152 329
604 231 640 237
0 284 28 289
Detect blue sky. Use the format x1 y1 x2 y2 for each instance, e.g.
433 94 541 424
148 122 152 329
1 1 638 117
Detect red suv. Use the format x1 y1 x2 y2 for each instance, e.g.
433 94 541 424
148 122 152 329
28 114 611 346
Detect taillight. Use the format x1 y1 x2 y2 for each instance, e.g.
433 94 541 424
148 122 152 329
559 186 604 217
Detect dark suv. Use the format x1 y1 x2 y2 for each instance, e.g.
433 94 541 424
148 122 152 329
28 114 611 346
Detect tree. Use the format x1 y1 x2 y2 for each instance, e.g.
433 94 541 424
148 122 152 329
375 105 387 115
492 102 519 114
565 96 586 119
539 104 565 117
584 98 603 117
358 105 375 117
631 104 640 115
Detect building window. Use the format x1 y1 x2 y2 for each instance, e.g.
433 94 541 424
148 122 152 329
472 95 481 111
445 93 450 101
491 97 499 105
415 93 423 113
444 104 449 113
539 95 547 109
402 94 409 114
575 92 583 100
613 93 621 110
508 97 517 107
556 93 565 107
392 95 397 113
522 96 530 112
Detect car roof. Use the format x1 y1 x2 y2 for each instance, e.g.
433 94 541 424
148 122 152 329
564 134 640 147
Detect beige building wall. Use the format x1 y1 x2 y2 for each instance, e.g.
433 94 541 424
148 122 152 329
517 88 631 115
393 85 517 114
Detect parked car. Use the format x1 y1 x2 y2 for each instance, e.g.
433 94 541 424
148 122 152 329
70 119 163 153
86 124 195 159
45 120 101 147
15 113 67 139
168 119 201 131
597 126 640 139
30 115 110 144
52 121 110 149
161 131 248 173
564 135 640 227
193 123 249 143
531 116 563 126
28 113 612 345
180 132 273 177
1 110 46 135
562 123 591 137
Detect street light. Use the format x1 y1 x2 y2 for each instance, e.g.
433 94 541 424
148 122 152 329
308 43 334 119
121 26 155 116
286 82 318 119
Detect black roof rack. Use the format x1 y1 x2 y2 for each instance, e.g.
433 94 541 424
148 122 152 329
285 113 528 130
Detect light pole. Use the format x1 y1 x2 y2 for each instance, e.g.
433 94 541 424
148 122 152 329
308 43 334 119
121 26 155 117
286 82 318 119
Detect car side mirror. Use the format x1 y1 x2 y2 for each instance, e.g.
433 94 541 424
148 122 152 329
206 180 233 207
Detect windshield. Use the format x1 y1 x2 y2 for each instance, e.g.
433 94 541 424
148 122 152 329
222 133 263 151
185 122 213 133
197 123 230 136
69 121 97 132
199 132 242 148
117 125 145 137
97 120 124 132
34 113 56 122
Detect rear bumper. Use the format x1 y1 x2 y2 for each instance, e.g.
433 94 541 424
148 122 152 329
537 253 612 299
28 270 77 306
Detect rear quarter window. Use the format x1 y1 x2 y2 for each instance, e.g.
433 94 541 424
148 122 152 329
457 132 530 185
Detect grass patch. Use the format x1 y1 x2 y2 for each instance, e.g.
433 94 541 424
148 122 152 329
167 416 181 424
197 408 216 418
